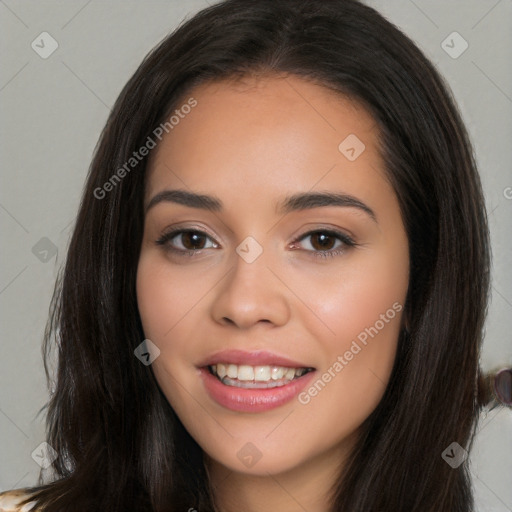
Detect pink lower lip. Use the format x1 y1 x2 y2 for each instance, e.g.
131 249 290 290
199 367 316 413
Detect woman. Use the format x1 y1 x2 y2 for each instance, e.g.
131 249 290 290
0 0 496 510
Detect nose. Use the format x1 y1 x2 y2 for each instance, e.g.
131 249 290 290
210 251 291 330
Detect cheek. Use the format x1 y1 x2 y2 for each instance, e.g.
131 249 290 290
136 256 211 395
136 261 169 340
296 247 407 418
136 255 203 341
296 300 403 448
136 259 197 406
303 249 406 349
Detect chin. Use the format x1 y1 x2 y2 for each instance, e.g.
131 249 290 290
207 447 307 477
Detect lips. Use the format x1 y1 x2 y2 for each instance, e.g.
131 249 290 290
197 349 316 412
197 349 314 369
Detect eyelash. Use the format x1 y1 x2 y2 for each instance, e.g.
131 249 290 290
155 228 357 260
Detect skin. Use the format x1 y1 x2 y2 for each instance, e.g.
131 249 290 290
136 74 409 512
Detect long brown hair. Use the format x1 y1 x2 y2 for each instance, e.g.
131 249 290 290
23 0 490 510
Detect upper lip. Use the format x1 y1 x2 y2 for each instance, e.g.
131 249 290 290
198 349 315 369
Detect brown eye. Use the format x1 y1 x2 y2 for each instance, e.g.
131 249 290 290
179 231 208 250
293 229 357 260
309 232 338 251
156 229 218 253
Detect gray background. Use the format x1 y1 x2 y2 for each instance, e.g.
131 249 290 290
1 0 511 510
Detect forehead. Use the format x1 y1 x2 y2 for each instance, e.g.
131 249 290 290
145 74 387 211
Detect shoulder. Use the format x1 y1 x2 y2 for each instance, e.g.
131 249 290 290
0 489 37 512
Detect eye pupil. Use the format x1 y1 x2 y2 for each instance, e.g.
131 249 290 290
183 231 206 250
311 233 335 250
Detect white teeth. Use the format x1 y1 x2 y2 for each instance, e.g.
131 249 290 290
237 365 255 381
209 363 311 385
254 366 271 381
227 364 238 379
285 368 296 380
271 366 285 380
216 363 227 379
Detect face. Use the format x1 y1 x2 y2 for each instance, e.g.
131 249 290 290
136 74 409 478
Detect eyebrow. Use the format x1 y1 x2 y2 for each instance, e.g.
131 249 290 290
145 189 377 221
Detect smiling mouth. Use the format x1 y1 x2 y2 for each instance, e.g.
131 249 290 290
207 363 315 389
